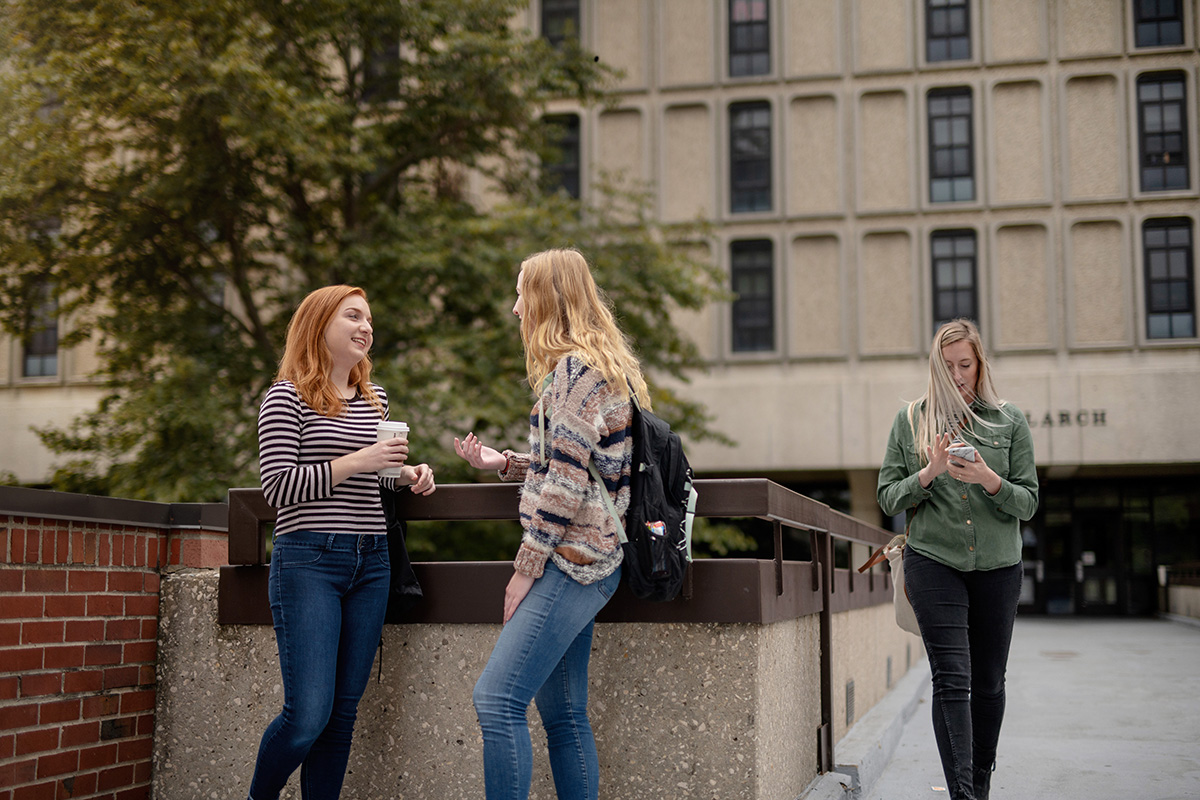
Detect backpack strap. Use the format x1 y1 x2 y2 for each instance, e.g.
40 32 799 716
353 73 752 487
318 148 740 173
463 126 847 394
587 458 629 545
682 476 697 563
537 373 554 463
585 379 639 545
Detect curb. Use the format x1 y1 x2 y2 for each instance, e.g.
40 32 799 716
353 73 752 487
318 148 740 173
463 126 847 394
798 659 930 799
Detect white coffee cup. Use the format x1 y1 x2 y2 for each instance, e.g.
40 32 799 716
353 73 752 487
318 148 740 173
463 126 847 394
376 421 409 477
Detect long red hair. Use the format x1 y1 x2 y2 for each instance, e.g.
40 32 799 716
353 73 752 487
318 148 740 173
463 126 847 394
275 285 384 418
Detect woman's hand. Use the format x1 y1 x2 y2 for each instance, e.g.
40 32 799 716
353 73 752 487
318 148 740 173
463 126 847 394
454 432 507 471
331 437 408 485
946 450 1003 495
399 463 436 495
360 437 409 471
919 432 954 488
503 571 535 624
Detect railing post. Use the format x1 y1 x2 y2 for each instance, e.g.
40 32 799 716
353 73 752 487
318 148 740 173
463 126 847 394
773 520 784 596
816 528 834 773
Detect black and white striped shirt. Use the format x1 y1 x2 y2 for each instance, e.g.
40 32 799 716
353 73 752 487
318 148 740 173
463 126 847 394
258 380 395 537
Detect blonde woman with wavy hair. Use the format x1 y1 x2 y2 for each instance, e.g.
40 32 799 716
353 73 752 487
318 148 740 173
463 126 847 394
877 318 1039 800
454 248 642 800
249 285 435 800
517 248 650 409
909 318 1004 465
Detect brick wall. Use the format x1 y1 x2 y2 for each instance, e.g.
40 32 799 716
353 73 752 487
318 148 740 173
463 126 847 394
1 512 227 800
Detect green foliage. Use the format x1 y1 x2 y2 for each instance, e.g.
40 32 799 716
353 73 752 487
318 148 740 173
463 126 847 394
0 0 748 558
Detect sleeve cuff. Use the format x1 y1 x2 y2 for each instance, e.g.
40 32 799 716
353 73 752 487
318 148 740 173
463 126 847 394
513 542 548 578
989 478 1014 509
908 472 933 506
498 450 530 482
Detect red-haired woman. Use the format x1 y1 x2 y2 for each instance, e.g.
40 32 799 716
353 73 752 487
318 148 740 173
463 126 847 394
248 285 435 800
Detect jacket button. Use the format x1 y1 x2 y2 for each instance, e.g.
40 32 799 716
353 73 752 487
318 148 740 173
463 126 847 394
966 520 972 525
962 494 967 500
969 545 975 551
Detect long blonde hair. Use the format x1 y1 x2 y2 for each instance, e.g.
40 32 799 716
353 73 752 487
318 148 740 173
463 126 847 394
275 285 385 418
909 318 1004 464
518 248 650 407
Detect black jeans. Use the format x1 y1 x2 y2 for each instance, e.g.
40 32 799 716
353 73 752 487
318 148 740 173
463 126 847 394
904 549 1022 800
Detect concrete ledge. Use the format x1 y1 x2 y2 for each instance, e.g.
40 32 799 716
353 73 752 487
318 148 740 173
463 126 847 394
799 658 930 799
157 570 827 800
1159 610 1200 630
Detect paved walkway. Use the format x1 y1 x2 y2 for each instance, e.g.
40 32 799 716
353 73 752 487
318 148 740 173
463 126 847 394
805 616 1200 800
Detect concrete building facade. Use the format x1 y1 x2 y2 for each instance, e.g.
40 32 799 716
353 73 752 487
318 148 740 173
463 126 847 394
524 0 1200 615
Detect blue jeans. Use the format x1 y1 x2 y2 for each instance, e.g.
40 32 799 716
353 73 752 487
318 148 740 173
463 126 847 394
904 548 1022 800
248 531 390 800
473 561 621 800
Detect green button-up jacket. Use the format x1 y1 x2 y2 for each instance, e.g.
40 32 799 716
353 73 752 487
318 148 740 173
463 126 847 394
877 401 1039 571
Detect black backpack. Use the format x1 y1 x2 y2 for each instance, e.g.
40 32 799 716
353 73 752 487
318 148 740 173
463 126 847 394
588 393 698 602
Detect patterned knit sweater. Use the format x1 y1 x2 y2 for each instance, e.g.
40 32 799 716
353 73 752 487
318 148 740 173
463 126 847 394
499 355 631 584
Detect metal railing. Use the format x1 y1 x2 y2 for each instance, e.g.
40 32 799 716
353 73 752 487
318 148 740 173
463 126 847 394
218 478 896 771
1165 562 1200 587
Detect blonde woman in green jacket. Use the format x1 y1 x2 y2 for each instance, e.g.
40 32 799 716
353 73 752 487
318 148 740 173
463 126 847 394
877 318 1039 800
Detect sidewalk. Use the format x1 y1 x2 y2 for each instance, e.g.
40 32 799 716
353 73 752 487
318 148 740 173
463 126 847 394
803 616 1200 800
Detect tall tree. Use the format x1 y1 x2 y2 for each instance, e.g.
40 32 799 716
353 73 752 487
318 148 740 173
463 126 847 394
0 1 727 516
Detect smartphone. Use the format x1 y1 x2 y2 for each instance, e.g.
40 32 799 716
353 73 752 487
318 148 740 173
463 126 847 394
948 443 977 462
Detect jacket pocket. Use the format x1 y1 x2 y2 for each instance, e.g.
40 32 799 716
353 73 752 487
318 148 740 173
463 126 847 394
974 430 1012 478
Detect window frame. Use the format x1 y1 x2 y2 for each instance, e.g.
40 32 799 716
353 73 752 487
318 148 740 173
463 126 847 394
541 0 581 48
541 113 582 200
1136 71 1190 193
925 0 971 63
730 239 776 354
728 0 770 78
729 101 773 214
930 228 979 334
926 87 976 204
1133 0 1186 48
361 36 400 104
22 279 59 379
1142 217 1196 340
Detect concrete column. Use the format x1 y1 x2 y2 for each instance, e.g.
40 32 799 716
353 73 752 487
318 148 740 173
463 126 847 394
847 469 884 569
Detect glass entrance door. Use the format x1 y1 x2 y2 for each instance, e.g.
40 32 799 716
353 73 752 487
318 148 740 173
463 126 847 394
1073 505 1124 615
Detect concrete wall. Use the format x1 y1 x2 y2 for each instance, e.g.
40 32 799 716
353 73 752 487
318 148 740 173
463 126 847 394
1168 585 1200 622
154 570 918 800
0 379 106 485
831 605 924 745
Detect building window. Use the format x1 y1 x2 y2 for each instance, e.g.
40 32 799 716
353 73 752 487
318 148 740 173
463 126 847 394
1138 72 1189 192
1134 0 1185 47
23 280 58 378
926 0 971 62
729 0 770 77
1143 218 1195 338
542 114 581 199
928 88 974 203
541 0 580 47
731 240 774 352
362 36 400 103
931 230 978 332
730 102 772 213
